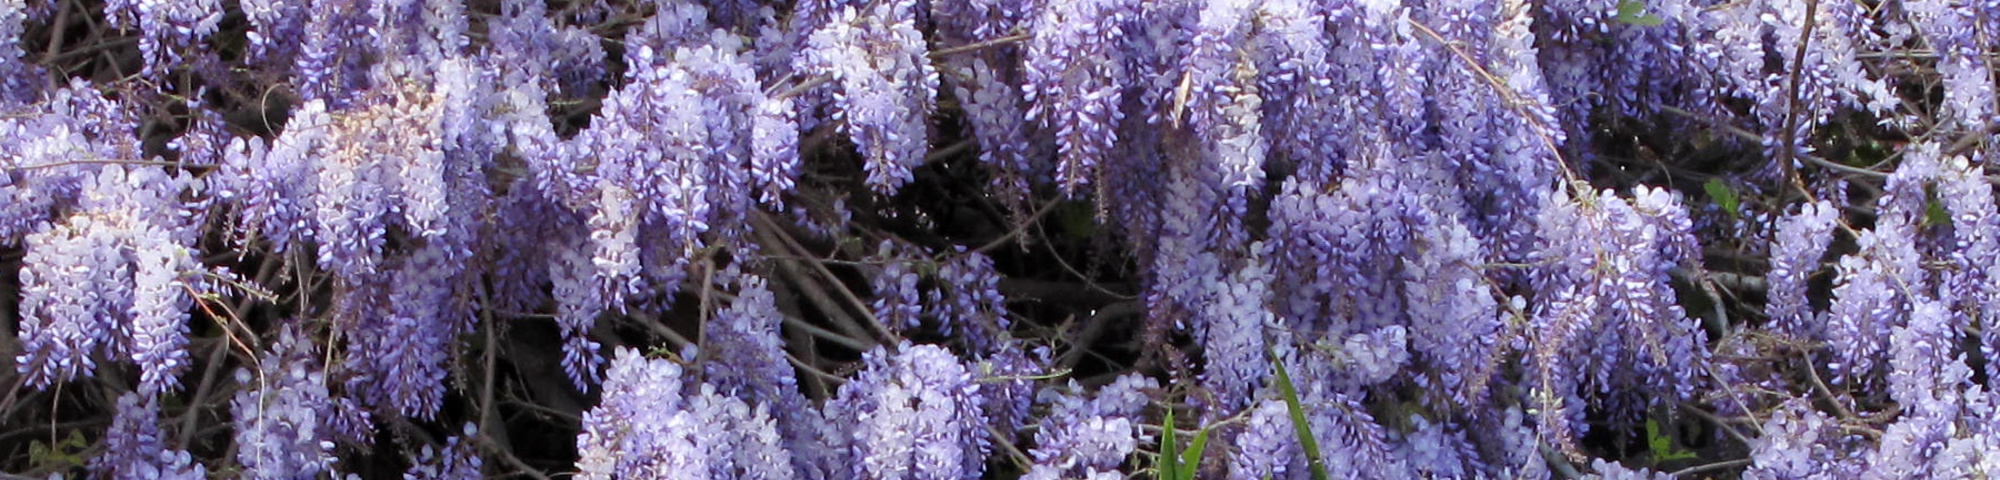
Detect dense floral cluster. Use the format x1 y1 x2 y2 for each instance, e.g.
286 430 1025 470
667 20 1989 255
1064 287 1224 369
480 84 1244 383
1 0 1998 478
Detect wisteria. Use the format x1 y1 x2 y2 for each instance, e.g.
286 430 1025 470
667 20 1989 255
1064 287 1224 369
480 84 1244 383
91 393 205 480
1 0 1999 478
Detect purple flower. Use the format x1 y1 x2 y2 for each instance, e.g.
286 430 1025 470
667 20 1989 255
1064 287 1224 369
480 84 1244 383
935 250 1011 347
340 245 467 419
1741 399 1842 480
1394 415 1478 479
1586 459 1672 480
826 343 989 480
233 325 349 480
92 393 206 480
102 0 222 77
870 241 926 332
576 348 687 480
1228 400 1305 480
578 348 802 480
1907 0 1999 130
127 231 196 396
1022 375 1157 480
1196 250 1273 411
1766 200 1839 339
703 271 831 478
16 165 200 392
1826 182 1923 384
1528 187 1710 451
1401 216 1501 405
1023 0 1136 194
797 2 937 194
405 424 482 480
549 228 608 388
0 1 42 104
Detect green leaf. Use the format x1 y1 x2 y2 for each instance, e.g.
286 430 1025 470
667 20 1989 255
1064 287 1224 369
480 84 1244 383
1272 350 1331 480
1056 200 1098 239
1703 179 1740 220
1178 426 1211 480
1926 196 1953 228
29 430 89 472
1162 406 1181 480
1614 0 1665 26
1159 391 1211 480
1646 419 1699 462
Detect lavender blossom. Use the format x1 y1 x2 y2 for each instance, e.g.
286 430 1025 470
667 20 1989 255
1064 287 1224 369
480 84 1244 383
1907 0 1999 130
1228 400 1305 480
826 343 989 480
870 241 926 332
1181 0 1268 217
405 424 482 480
127 233 196 396
1766 200 1840 339
240 0 307 66
576 348 688 480
550 229 608 388
216 99 327 253
797 2 937 194
1886 299 1970 419
579 347 806 480
1402 216 1501 405
341 245 468 419
702 271 830 479
750 92 801 207
1527 187 1710 451
1863 408 1952 480
977 341 1045 436
2 82 140 242
16 166 199 391
0 1 41 104
1477 0 1562 262
1288 351 1414 478
1585 459 1672 480
1022 375 1157 480
292 2 370 107
92 393 205 480
1741 399 1843 480
233 326 346 480
1253 0 1338 179
684 386 803 480
1394 415 1479 479
1024 0 1136 194
932 0 1039 200
103 0 222 78
1926 151 2000 382
15 204 126 387
1197 249 1274 412
932 249 1012 352
1826 209 1922 384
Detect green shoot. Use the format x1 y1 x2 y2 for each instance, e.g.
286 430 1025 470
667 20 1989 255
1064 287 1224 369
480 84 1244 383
1159 393 1212 480
1163 407 1180 480
1703 179 1740 221
1614 0 1665 26
1272 350 1330 480
1645 419 1698 462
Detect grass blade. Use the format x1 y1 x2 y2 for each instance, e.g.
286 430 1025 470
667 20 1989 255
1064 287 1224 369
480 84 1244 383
1272 350 1330 480
1178 426 1210 480
1162 406 1181 480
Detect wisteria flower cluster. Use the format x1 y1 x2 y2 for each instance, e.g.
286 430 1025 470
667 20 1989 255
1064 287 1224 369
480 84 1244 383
2 0 1999 478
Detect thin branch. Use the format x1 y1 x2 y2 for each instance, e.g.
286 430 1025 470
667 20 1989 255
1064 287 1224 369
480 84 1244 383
929 33 1033 59
973 197 1060 254
1776 0 1822 183
1671 458 1752 478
